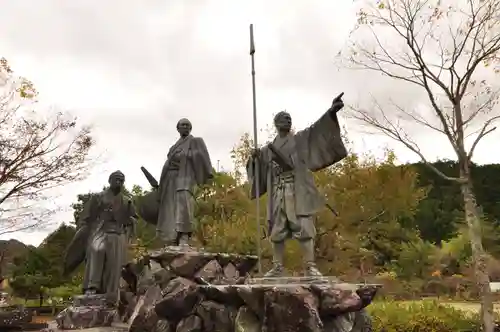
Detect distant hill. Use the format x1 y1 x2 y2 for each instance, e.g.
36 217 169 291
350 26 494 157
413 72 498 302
0 239 32 276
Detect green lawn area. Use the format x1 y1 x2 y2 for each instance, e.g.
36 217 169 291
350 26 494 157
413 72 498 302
445 302 500 313
398 299 500 314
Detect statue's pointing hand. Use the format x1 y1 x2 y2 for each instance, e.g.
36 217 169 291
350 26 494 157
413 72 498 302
330 92 345 114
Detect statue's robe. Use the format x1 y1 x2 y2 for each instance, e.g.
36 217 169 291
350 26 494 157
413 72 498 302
246 111 347 243
157 135 213 242
78 189 136 304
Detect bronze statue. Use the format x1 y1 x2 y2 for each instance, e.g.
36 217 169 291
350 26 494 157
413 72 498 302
156 118 213 246
246 94 348 277
64 171 137 305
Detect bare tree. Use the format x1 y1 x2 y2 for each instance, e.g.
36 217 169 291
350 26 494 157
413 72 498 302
339 0 500 330
0 58 94 235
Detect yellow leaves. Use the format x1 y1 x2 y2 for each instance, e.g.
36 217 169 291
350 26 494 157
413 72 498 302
376 271 398 280
378 1 385 9
17 79 37 99
0 57 12 73
0 57 38 99
432 270 442 277
323 150 425 227
201 215 271 258
356 9 368 25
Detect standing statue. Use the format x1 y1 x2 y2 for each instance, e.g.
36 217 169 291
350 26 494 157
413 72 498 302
156 118 213 246
247 94 348 277
63 171 137 306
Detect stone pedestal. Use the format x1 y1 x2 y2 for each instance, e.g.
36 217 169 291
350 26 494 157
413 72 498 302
55 294 117 330
0 304 32 329
125 246 380 332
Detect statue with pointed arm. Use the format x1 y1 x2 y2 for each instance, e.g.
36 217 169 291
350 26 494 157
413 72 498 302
246 94 348 277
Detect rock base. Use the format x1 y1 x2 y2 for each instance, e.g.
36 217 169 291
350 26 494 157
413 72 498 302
56 294 117 330
124 247 380 332
41 321 128 332
0 304 32 329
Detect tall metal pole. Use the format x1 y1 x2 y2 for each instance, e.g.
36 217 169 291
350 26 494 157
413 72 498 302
249 24 262 274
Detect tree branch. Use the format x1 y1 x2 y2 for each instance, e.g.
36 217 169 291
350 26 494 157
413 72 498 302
348 102 462 183
467 115 500 162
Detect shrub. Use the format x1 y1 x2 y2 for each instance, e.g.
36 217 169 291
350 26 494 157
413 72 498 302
368 300 481 332
47 284 81 303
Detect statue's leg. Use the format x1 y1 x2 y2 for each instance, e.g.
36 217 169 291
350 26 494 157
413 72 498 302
102 233 124 307
299 238 322 277
291 215 322 277
156 175 178 246
175 189 194 247
265 186 288 277
85 232 107 293
264 241 285 277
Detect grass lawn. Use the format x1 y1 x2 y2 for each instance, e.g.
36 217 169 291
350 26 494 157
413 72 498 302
398 299 500 314
445 301 500 313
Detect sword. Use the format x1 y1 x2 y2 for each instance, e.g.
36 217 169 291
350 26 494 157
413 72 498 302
140 166 159 189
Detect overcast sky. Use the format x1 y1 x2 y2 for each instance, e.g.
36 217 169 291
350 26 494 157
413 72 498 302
1 0 499 245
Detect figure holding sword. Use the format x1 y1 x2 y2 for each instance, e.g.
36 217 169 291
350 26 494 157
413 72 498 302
246 83 349 277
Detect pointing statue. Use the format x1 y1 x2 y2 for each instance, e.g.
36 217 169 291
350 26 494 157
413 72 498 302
246 94 348 277
155 118 213 246
64 170 137 306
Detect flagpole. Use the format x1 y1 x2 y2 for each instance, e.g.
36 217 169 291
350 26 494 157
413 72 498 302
249 24 262 274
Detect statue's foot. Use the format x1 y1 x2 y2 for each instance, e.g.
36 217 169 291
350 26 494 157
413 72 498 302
84 288 97 296
304 262 323 277
264 263 284 277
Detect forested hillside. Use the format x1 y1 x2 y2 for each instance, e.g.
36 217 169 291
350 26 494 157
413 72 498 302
412 161 500 246
6 155 500 301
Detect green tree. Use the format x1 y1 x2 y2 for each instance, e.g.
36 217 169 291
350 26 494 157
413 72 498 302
342 0 500 329
10 249 51 305
411 161 463 244
0 57 94 235
315 150 427 276
9 224 79 304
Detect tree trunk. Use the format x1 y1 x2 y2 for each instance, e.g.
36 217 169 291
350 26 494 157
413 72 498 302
460 173 494 332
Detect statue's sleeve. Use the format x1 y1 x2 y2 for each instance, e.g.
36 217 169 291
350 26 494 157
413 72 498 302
191 137 213 185
294 110 348 172
77 194 99 228
246 146 269 199
127 199 138 238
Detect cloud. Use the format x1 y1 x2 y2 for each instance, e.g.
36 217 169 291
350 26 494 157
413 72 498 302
0 0 498 245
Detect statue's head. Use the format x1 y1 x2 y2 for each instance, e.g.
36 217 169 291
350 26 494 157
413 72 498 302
108 170 125 193
274 111 292 132
177 118 192 137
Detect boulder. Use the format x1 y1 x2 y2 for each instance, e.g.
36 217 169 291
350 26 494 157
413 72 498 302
129 285 163 332
195 259 224 284
262 286 322 332
176 315 202 332
196 301 236 332
234 306 261 332
155 277 200 321
55 294 116 330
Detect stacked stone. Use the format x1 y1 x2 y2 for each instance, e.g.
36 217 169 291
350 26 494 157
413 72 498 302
127 246 258 332
127 247 380 332
55 294 117 329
